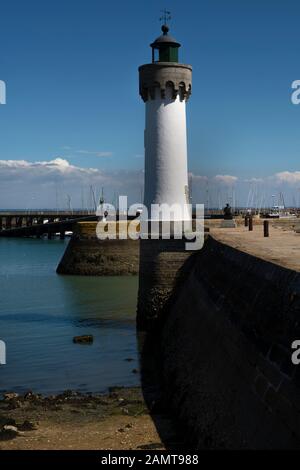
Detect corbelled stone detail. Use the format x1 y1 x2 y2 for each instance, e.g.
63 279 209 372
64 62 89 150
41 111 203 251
139 63 192 102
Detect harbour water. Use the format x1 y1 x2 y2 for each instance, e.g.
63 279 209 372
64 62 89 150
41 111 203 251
0 238 139 395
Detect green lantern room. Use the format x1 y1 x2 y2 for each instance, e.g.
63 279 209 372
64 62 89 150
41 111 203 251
151 25 181 63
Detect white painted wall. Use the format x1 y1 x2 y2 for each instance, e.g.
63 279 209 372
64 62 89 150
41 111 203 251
144 86 191 221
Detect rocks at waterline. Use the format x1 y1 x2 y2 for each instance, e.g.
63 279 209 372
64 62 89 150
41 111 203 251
73 335 94 344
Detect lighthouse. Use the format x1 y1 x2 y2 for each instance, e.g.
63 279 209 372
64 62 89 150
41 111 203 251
139 21 192 222
137 21 195 330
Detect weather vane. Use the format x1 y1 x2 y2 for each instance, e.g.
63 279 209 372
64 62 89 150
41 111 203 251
160 9 171 26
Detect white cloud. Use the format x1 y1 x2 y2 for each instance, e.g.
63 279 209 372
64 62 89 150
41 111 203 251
214 174 238 185
76 150 113 158
188 172 208 182
275 171 300 184
244 177 264 183
0 158 143 208
0 157 98 177
0 159 30 168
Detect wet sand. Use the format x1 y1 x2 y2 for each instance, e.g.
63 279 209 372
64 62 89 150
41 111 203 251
0 388 180 450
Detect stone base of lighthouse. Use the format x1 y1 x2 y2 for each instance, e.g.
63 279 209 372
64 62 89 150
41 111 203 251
137 236 196 331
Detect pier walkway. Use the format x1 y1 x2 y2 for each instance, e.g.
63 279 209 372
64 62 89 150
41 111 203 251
209 221 300 272
0 213 97 238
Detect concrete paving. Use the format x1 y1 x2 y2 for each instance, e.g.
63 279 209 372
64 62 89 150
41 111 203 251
210 223 300 272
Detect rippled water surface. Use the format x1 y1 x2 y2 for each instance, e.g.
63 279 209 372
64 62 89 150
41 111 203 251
0 238 139 395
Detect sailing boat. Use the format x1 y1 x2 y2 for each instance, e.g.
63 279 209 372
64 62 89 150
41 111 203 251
265 193 296 219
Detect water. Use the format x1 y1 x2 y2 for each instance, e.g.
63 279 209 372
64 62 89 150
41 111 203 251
0 238 139 395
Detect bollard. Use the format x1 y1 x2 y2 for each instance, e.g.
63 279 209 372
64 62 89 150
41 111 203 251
249 216 253 231
245 216 248 227
264 220 269 237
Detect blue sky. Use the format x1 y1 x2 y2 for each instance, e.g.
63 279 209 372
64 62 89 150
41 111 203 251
1 0 300 208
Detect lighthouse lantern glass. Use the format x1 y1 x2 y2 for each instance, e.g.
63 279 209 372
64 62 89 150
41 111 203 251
158 45 178 63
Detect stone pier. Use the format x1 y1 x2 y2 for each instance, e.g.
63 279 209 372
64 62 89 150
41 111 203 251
137 234 199 330
56 222 140 276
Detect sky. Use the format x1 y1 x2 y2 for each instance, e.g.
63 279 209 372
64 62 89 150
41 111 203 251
1 0 300 208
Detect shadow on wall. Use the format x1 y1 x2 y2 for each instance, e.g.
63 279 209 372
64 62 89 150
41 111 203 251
137 250 202 451
139 235 300 450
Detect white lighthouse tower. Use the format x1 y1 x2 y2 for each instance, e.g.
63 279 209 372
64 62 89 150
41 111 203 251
139 21 192 222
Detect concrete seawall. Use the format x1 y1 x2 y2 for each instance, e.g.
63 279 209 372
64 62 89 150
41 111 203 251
57 222 139 276
137 237 194 330
161 235 300 449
